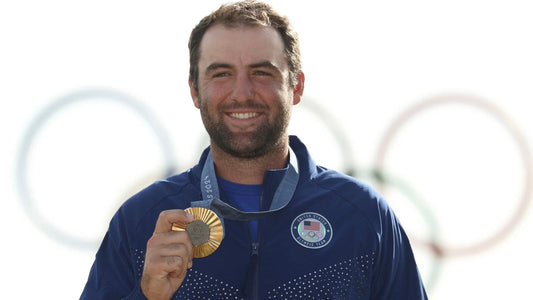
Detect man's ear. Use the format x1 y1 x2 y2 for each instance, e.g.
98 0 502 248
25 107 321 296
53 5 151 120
292 72 305 105
189 79 200 108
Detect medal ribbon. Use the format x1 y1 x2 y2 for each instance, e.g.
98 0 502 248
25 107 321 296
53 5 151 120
192 147 299 222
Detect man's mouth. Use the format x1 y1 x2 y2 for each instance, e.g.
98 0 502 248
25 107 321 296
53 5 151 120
229 112 259 119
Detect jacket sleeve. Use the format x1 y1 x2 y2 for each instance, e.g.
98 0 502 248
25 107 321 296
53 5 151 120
80 210 148 300
371 198 428 299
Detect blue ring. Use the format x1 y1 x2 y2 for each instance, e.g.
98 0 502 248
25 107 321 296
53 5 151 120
15 88 177 249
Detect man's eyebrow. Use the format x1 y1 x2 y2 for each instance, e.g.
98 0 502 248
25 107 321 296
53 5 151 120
204 61 281 74
205 63 233 74
249 61 280 71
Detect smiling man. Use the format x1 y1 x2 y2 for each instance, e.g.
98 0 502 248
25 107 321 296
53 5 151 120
81 1 427 299
192 23 302 183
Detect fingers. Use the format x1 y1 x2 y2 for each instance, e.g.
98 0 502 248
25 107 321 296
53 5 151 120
154 209 194 234
145 236 193 274
147 231 194 266
140 210 196 299
149 210 195 269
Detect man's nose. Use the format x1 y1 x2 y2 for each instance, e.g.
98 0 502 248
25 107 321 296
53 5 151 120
230 73 255 102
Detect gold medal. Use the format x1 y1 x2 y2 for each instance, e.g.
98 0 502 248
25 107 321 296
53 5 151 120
172 207 224 258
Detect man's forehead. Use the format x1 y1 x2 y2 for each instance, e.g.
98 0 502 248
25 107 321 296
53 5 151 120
198 24 287 67
203 23 279 38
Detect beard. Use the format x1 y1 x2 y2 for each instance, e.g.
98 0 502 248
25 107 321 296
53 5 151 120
198 97 291 159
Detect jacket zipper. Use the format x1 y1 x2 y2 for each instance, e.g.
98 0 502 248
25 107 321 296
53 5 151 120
251 241 259 299
249 187 264 298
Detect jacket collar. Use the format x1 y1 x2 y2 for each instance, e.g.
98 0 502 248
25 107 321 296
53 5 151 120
189 135 316 208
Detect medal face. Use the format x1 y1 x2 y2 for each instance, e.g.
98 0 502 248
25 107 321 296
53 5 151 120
186 220 211 246
172 207 224 258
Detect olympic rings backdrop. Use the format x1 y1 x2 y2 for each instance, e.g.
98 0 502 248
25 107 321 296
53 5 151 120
1 1 532 299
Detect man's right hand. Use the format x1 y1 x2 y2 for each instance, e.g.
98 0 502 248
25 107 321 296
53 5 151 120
141 210 194 300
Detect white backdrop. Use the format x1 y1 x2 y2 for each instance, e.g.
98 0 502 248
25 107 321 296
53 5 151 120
1 0 532 299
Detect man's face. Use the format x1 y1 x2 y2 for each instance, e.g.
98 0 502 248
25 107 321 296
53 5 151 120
190 24 303 158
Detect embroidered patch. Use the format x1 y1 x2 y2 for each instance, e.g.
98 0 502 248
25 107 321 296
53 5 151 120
291 212 333 249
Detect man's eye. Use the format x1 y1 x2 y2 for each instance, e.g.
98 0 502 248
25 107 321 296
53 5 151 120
254 70 271 76
213 72 230 78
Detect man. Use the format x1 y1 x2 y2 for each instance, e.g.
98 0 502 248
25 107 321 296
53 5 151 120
81 1 428 299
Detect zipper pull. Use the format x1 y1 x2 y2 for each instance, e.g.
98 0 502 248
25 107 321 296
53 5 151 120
251 242 259 256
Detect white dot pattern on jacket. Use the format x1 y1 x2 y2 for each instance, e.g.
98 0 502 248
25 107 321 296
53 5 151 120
134 248 145 276
175 269 242 299
267 254 375 299
134 249 375 299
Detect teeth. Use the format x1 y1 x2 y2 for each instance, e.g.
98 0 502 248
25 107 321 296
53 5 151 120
230 112 258 119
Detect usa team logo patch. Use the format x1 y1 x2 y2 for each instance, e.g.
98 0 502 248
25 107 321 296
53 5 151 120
291 212 333 249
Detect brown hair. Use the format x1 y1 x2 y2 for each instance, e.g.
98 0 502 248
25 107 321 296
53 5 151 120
188 0 302 90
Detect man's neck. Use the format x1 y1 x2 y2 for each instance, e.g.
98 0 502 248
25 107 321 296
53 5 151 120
210 140 289 185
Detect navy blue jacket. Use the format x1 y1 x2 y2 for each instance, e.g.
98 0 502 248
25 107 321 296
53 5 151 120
81 136 427 299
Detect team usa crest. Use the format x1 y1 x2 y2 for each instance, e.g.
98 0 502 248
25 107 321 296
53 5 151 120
291 212 333 249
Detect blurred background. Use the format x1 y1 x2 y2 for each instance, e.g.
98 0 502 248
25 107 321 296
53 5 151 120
1 0 532 299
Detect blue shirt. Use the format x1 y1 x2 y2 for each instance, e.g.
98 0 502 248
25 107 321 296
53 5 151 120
217 176 261 241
